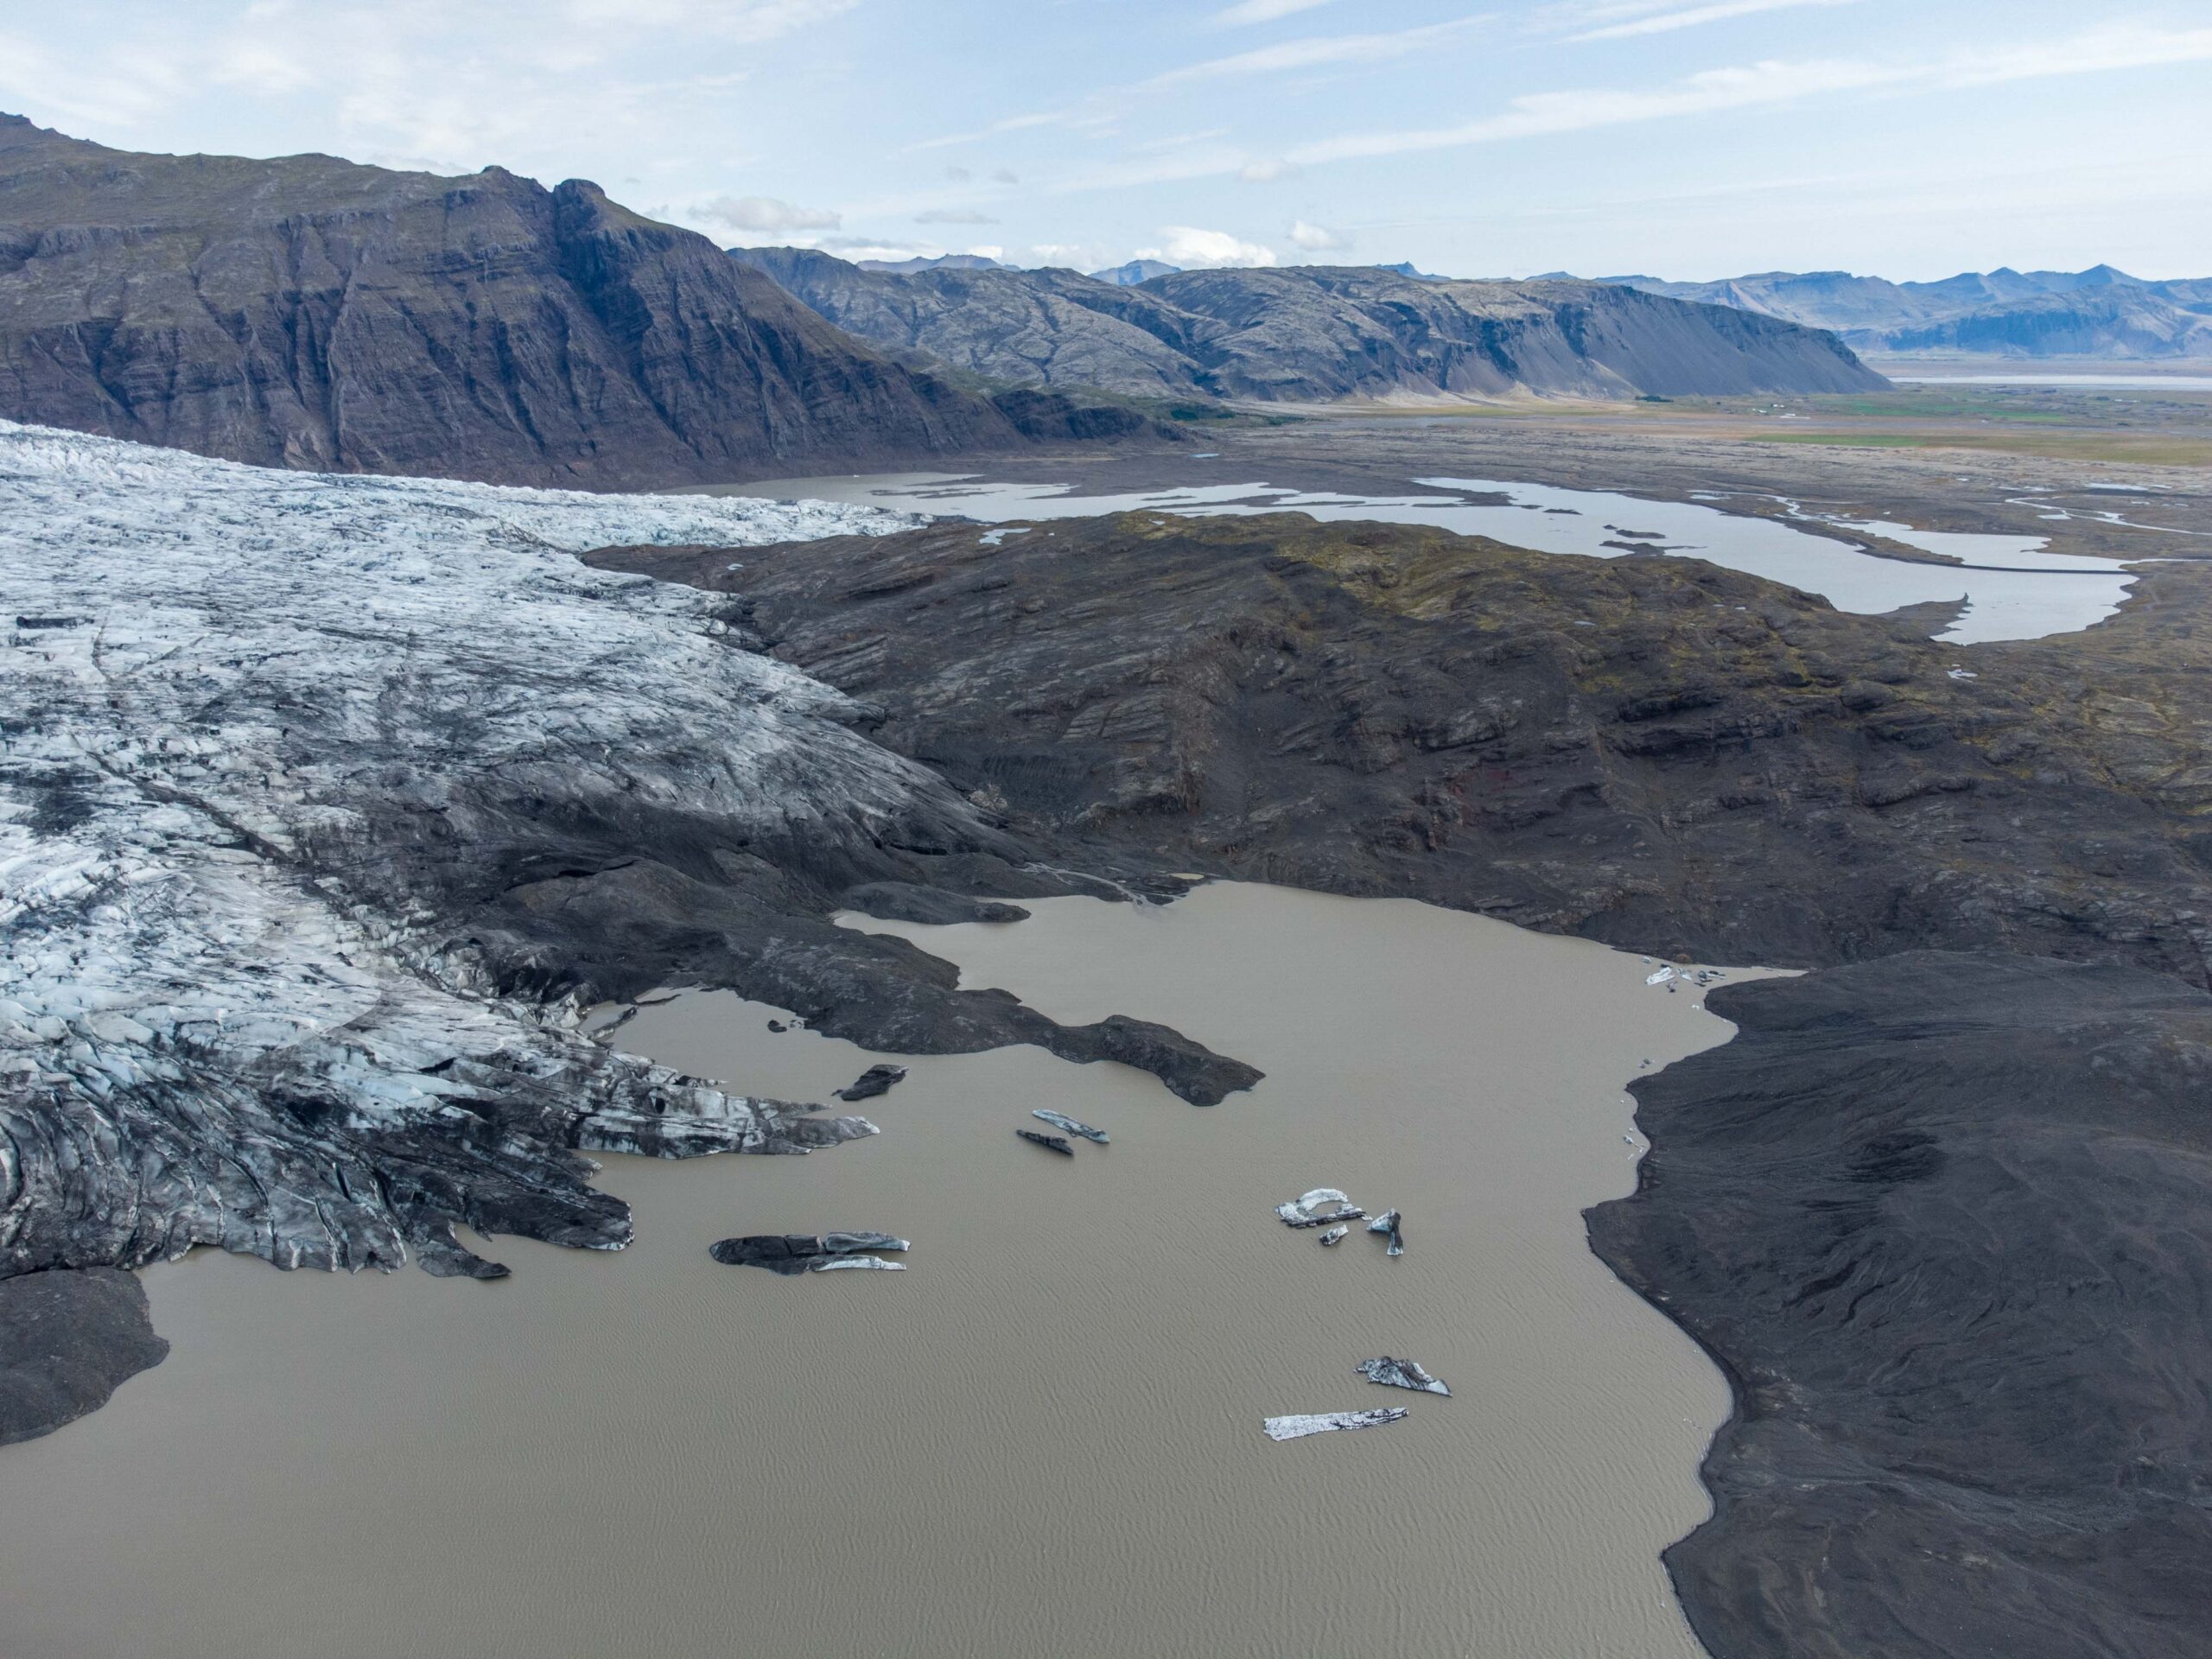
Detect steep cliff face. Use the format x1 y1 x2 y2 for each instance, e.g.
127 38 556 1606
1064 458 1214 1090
0 117 1139 487
733 248 1889 400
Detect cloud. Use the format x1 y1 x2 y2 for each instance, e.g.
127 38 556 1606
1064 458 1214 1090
1211 0 1332 24
1238 157 1300 182
1135 226 1278 268
1149 17 1484 86
562 0 855 41
699 194 842 233
905 110 1066 152
1287 219 1350 251
1567 0 1856 41
1287 24 2212 164
991 168 1020 185
914 207 999 225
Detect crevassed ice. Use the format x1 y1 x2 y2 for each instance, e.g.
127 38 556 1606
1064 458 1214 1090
0 423 924 1276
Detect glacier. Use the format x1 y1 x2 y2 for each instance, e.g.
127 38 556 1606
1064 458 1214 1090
0 422 982 1283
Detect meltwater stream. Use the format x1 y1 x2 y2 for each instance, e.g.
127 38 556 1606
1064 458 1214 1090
728 472 2142 645
0 885 1766 1659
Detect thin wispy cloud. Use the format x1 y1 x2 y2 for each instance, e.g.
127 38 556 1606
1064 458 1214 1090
1570 0 1856 42
903 110 1069 153
1211 0 1333 24
1289 23 2212 164
1147 17 1487 87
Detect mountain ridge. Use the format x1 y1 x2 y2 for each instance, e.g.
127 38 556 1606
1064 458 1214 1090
0 114 1153 487
1589 265 2212 358
731 246 1888 402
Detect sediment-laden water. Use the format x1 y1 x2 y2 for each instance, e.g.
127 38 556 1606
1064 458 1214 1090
0 885 1758 1658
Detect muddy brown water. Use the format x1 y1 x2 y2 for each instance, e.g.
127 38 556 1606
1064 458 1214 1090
0 884 1758 1658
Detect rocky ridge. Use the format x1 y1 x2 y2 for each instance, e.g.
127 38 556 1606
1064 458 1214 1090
0 115 1154 489
731 248 1888 402
1599 265 2212 359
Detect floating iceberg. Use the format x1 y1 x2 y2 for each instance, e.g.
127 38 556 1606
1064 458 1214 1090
1262 1408 1408 1441
1275 1187 1364 1227
709 1233 911 1274
1033 1109 1109 1144
836 1065 909 1102
1357 1357 1450 1395
1016 1129 1075 1156
1368 1210 1405 1256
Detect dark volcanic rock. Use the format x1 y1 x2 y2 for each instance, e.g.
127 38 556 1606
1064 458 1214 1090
734 248 1887 401
1588 953 2212 1659
709 1232 909 1274
835 1065 908 1102
0 115 1151 486
591 514 2212 985
0 1268 168 1444
841 880 1032 925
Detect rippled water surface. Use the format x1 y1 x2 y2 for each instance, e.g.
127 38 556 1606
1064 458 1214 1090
0 886 1758 1659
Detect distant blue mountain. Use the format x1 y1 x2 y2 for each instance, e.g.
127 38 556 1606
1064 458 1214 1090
1572 266 2210 359
1088 258 1181 285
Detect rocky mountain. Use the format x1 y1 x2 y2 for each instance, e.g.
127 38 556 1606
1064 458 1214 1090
1597 265 2212 359
857 252 1004 274
0 116 1149 489
732 248 1889 401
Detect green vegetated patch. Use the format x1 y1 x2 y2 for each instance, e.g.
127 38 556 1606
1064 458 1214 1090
1751 433 1935 448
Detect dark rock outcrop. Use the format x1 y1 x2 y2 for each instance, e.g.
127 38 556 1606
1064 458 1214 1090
1588 953 2212 1659
733 248 1887 401
841 880 1032 925
835 1065 909 1103
591 512 2212 986
0 1269 168 1444
709 1232 909 1274
0 114 1150 487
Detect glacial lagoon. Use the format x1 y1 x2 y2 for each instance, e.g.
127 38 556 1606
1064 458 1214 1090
0 885 1763 1659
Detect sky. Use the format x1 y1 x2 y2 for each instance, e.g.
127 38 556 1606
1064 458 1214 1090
3 0 2209 280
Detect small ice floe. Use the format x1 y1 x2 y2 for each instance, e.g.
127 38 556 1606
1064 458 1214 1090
1368 1210 1405 1257
1033 1109 1109 1144
1016 1128 1075 1156
1319 1224 1350 1246
1357 1357 1450 1395
1263 1408 1408 1441
1275 1188 1367 1228
710 1232 910 1274
1645 966 1677 987
836 1065 908 1103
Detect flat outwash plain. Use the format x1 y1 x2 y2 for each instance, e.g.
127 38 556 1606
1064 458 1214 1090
3 95 2212 1659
